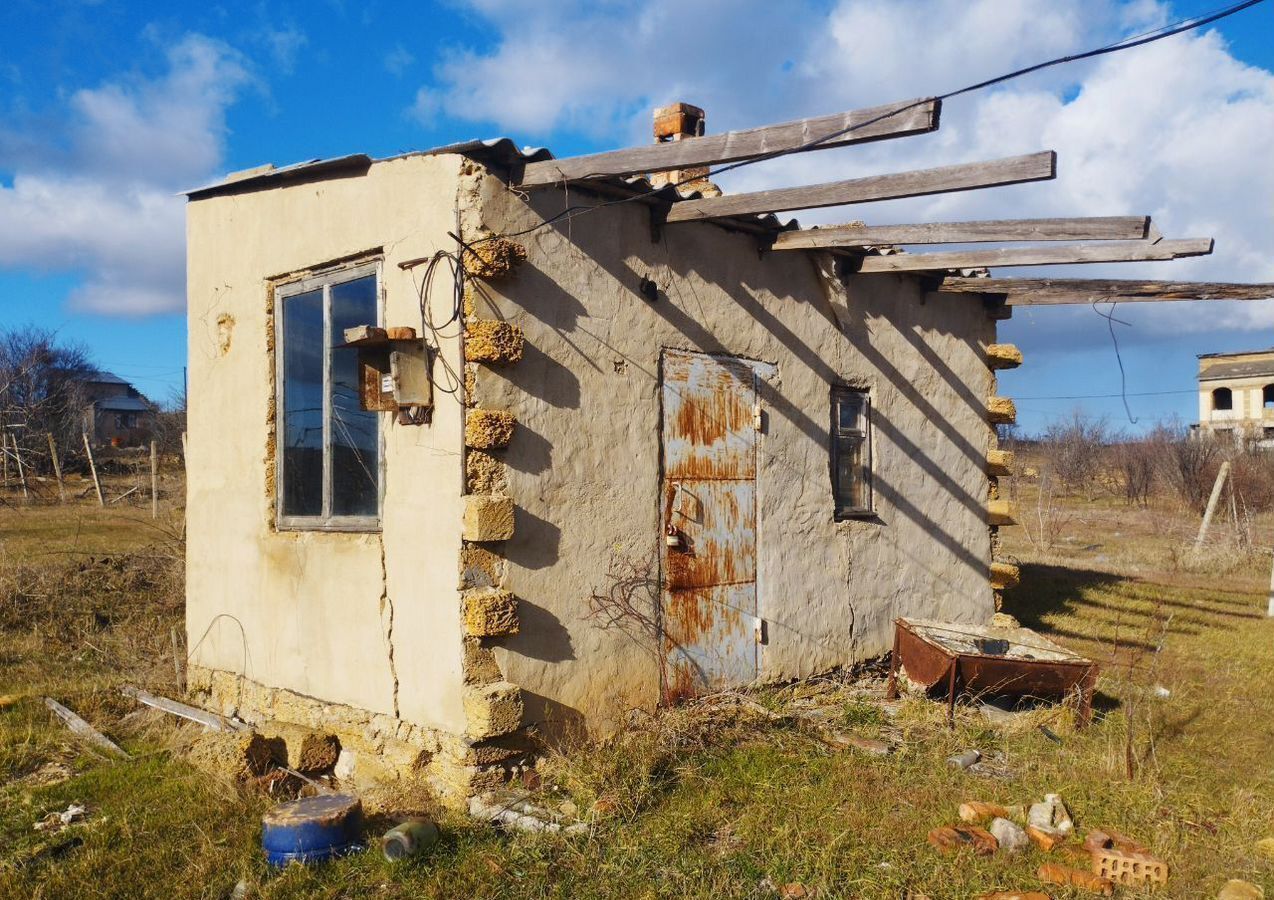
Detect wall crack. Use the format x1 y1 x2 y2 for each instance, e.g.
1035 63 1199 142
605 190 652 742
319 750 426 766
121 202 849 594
379 534 401 719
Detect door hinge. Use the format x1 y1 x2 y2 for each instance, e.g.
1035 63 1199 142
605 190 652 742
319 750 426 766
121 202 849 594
754 616 768 645
753 403 764 432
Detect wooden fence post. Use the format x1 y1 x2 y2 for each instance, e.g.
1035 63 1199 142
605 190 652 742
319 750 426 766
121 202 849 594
1193 460 1231 553
150 440 159 519
47 433 66 503
83 431 104 507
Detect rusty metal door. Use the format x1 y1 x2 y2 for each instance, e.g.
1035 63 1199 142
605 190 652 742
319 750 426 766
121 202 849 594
660 349 770 702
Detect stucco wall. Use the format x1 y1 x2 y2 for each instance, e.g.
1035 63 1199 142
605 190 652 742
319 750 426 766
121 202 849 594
467 176 997 734
186 154 469 735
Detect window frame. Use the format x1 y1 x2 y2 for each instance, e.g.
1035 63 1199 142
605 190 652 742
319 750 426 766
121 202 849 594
831 386 874 519
273 259 385 532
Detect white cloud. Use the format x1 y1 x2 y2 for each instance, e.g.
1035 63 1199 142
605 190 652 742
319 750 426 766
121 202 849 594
384 44 415 76
416 0 1274 345
0 34 250 316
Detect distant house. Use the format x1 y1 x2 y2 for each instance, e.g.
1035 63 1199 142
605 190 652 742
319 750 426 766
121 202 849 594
78 371 154 447
1196 349 1274 446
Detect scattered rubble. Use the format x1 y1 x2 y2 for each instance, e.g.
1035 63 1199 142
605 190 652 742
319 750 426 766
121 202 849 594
1037 862 1114 895
989 817 1029 852
33 803 87 833
469 790 589 836
928 825 998 856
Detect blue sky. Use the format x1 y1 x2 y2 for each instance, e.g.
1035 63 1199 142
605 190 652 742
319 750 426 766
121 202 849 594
1 0 1272 430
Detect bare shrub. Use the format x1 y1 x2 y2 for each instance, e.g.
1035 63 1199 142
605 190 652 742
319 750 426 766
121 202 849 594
1110 436 1157 507
1039 410 1110 495
1151 420 1219 512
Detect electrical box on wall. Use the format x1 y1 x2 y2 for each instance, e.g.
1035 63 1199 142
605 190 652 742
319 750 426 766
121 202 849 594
343 325 434 420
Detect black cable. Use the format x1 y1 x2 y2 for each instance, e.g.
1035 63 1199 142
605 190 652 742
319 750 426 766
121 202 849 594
1092 300 1138 424
483 0 1265 244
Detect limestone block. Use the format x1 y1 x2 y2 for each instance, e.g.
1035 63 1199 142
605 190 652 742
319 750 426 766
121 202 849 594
258 722 341 773
986 448 1014 476
463 495 515 542
462 637 504 686
465 409 516 449
463 588 520 637
466 450 507 495
465 321 525 364
461 238 526 279
987 396 1017 425
990 562 1021 590
464 681 524 739
986 343 1023 370
987 499 1017 526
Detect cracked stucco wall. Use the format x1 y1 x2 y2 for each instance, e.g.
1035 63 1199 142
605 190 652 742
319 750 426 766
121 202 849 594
468 172 998 735
185 154 468 735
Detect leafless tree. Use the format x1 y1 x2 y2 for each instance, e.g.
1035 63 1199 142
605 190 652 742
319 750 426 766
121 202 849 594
1040 409 1110 494
0 326 96 474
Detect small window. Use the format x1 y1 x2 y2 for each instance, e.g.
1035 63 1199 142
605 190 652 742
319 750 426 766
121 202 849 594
276 263 382 529
1264 385 1274 409
1213 387 1233 411
832 388 873 517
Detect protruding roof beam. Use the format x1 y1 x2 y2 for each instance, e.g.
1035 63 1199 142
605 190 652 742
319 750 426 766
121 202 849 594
517 98 941 188
773 216 1150 250
852 238 1212 273
665 151 1056 223
937 277 1274 306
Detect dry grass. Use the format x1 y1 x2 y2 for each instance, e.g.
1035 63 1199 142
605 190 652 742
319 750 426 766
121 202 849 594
2 475 1273 898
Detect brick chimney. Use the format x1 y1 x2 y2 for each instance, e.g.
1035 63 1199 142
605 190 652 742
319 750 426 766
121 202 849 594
649 102 720 197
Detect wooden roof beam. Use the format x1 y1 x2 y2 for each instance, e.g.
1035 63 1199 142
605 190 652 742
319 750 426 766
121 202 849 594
936 278 1274 306
774 216 1150 250
852 238 1212 273
517 97 941 188
664 151 1056 223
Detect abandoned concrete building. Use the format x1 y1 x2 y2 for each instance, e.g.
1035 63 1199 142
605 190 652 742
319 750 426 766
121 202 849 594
183 98 1272 800
1196 348 1274 446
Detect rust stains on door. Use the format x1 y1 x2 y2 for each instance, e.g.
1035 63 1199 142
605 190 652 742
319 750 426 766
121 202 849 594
660 349 773 702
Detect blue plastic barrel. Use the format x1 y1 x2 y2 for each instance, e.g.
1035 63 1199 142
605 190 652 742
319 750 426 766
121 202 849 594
261 794 363 866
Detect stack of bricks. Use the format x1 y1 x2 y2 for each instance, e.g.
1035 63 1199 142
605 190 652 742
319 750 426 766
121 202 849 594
648 102 721 197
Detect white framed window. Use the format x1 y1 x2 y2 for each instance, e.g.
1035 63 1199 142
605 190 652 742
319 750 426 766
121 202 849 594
832 387 873 518
275 261 383 530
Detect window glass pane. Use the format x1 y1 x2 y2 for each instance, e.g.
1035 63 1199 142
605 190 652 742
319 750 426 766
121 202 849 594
838 396 863 433
281 289 324 517
329 275 379 517
836 436 864 510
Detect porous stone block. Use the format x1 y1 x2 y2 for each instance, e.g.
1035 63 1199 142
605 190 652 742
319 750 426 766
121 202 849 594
464 681 524 739
463 588 519 637
462 637 504 686
465 409 516 449
258 722 341 774
987 499 1017 526
465 320 525 364
986 449 1014 476
461 238 527 279
463 495 515 542
990 561 1021 590
466 450 507 494
986 343 1024 370
987 396 1017 425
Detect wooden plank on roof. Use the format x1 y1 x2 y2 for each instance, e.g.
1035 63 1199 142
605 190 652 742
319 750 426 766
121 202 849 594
665 151 1057 223
517 98 941 188
773 216 1150 250
937 277 1274 305
853 238 1212 273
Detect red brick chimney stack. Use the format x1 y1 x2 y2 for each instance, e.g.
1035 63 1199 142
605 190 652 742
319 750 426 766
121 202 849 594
649 102 720 196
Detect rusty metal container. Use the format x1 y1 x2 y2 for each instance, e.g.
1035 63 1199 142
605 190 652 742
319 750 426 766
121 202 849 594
886 618 1098 726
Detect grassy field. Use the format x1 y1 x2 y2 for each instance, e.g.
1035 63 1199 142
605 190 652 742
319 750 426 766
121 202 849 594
2 471 1273 899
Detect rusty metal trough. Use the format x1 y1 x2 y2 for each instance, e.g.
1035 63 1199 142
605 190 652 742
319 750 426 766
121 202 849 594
885 617 1098 727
